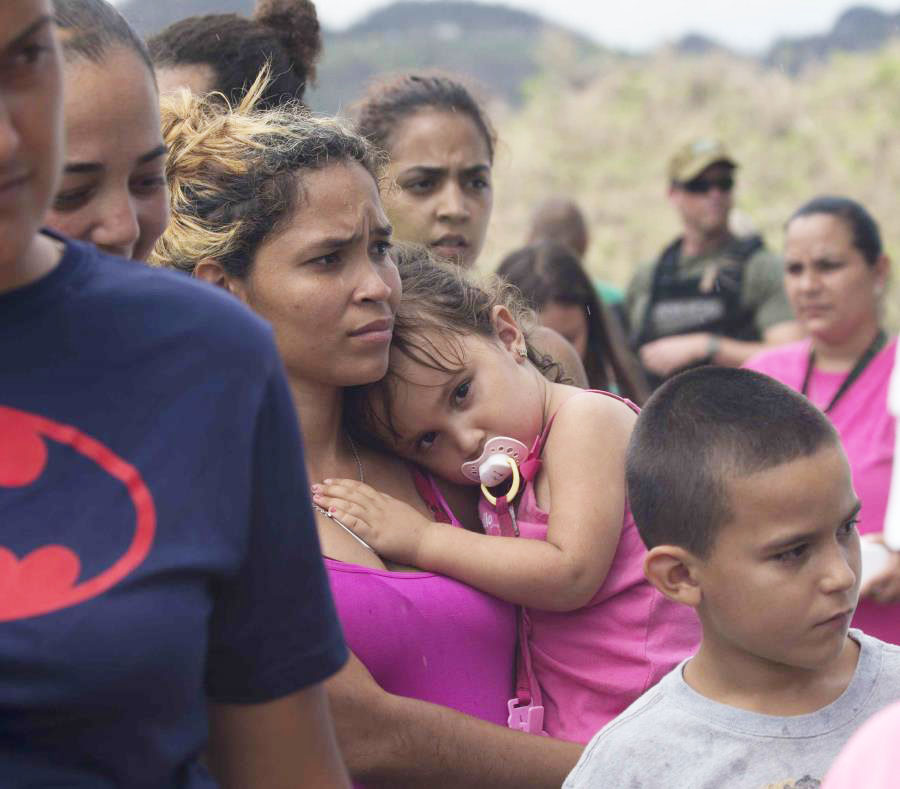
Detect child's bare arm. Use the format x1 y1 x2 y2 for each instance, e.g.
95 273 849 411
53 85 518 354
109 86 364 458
315 395 635 612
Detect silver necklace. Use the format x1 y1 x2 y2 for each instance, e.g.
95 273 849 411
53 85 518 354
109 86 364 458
315 432 374 553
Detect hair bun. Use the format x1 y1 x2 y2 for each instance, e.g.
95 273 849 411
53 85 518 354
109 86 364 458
254 0 322 81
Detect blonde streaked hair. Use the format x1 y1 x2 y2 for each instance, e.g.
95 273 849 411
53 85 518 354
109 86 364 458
150 68 383 277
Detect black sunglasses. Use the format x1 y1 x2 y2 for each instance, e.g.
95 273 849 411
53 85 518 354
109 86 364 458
680 176 735 194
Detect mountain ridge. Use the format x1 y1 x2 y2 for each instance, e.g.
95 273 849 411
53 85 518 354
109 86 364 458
117 1 900 108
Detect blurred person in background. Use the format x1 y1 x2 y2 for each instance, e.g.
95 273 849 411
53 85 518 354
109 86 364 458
353 71 589 386
353 72 493 271
148 0 321 110
153 77 583 787
46 0 169 261
497 240 649 404
628 138 801 386
527 196 589 259
0 2 350 785
745 196 898 644
527 195 626 311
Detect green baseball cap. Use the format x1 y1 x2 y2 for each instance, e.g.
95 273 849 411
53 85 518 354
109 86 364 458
668 138 737 183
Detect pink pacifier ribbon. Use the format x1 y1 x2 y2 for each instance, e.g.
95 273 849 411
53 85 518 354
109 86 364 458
460 436 529 485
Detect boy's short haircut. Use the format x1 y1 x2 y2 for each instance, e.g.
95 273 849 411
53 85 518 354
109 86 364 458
626 366 839 558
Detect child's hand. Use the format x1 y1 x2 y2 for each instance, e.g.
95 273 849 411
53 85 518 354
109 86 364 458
312 479 431 566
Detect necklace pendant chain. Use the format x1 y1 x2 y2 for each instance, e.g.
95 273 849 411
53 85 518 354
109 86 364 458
312 431 374 553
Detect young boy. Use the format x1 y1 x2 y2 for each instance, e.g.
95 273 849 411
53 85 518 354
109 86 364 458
564 367 900 788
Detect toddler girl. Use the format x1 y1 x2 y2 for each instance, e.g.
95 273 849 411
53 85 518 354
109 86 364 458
314 248 700 742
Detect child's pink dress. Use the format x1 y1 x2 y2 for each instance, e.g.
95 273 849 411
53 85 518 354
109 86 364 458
480 390 701 743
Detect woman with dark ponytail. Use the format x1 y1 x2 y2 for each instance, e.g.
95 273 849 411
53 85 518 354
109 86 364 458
148 0 322 109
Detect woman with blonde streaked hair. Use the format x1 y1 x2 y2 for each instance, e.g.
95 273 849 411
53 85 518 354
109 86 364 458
152 73 582 786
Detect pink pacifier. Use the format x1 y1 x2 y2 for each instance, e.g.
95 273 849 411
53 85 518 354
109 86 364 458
461 436 529 505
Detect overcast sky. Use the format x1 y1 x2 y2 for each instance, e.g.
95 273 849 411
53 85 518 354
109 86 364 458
312 0 900 53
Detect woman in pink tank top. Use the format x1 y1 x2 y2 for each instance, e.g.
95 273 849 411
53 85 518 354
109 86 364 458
317 249 701 743
156 78 582 785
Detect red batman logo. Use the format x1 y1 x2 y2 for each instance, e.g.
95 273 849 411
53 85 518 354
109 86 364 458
0 406 156 621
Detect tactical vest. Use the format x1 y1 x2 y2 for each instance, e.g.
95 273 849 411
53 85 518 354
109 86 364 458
634 234 765 386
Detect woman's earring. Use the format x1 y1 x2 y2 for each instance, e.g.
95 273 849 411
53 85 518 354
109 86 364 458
518 347 528 358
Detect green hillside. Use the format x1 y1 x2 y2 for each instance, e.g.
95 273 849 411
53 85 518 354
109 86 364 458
306 2 603 112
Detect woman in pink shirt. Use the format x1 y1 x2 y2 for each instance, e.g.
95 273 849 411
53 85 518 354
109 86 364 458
745 196 898 642
153 74 581 786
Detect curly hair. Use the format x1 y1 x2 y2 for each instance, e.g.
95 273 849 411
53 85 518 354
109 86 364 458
345 244 561 449
351 72 496 161
150 69 382 278
148 0 321 109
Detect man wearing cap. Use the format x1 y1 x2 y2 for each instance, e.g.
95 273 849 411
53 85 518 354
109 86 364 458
626 138 801 386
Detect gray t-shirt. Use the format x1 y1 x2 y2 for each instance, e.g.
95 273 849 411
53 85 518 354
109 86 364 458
564 631 900 789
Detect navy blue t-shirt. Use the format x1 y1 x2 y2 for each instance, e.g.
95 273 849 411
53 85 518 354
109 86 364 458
0 237 348 787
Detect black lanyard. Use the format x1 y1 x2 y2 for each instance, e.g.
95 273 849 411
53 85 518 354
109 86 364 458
801 329 887 413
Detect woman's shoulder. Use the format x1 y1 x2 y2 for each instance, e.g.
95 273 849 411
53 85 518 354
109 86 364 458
65 238 279 369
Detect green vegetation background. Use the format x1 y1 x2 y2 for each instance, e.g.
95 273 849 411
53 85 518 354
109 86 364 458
478 39 900 330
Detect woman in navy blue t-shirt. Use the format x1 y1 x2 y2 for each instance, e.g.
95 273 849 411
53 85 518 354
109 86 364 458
0 2 350 786
151 67 583 787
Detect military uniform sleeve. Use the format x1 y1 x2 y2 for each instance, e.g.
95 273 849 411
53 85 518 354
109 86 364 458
741 248 795 333
205 358 348 704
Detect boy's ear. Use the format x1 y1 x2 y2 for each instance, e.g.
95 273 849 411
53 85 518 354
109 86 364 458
644 545 703 609
490 305 526 358
194 258 249 302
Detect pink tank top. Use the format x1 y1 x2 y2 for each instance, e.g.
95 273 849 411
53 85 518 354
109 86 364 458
325 473 515 743
480 390 701 743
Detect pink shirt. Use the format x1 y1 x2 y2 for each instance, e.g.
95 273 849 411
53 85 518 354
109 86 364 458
822 701 900 788
325 473 516 788
745 338 898 642
482 391 701 743
325 559 515 726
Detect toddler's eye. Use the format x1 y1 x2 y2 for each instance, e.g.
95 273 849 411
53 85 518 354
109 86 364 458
416 431 437 451
453 381 470 403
